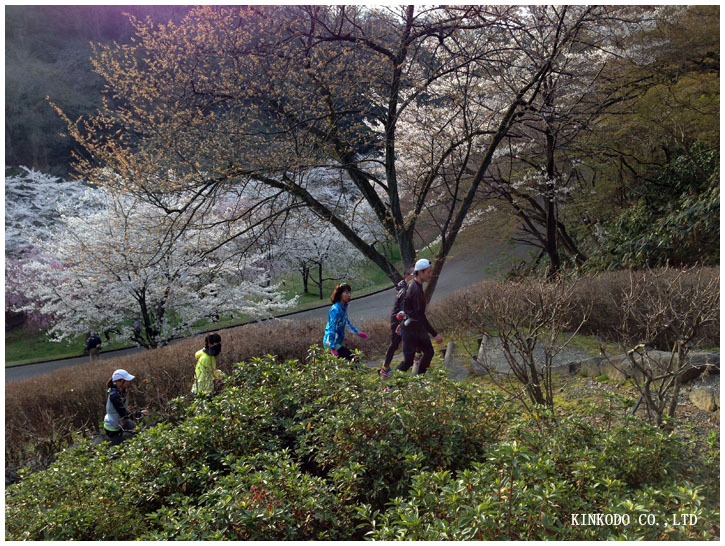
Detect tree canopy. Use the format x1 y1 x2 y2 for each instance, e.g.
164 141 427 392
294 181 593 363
15 180 297 347
54 5 653 297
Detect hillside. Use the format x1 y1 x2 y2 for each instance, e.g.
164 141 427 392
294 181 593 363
5 352 719 540
4 6 719 540
5 6 191 175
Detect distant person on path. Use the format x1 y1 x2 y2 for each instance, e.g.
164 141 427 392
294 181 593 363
323 282 369 361
192 333 223 395
103 369 148 446
398 259 443 375
379 264 415 378
86 332 102 362
132 319 142 340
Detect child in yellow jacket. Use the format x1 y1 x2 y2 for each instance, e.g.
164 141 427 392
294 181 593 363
192 333 223 394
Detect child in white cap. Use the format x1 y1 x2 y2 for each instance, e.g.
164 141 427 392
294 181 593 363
103 369 148 445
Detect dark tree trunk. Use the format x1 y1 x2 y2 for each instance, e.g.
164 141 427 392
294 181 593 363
544 126 561 277
318 262 323 300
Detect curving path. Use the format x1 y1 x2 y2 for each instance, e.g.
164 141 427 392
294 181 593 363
5 238 532 383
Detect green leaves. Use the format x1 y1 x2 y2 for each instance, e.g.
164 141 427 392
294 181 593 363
5 352 719 540
593 144 719 270
364 414 717 540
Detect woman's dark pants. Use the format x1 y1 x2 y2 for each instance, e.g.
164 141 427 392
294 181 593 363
336 346 354 361
383 321 403 368
105 428 124 446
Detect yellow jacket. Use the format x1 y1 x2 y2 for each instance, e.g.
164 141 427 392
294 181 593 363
191 349 220 394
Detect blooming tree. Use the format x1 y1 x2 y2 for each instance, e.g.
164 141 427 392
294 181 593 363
5 166 96 254
16 186 297 348
5 167 98 329
479 8 653 273
389 6 653 277
52 5 640 300
280 209 368 299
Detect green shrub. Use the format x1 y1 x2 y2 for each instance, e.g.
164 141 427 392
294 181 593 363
5 352 719 541
361 416 718 540
591 145 719 270
293 364 510 509
143 451 361 540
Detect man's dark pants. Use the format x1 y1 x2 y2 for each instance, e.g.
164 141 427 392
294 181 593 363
397 326 434 375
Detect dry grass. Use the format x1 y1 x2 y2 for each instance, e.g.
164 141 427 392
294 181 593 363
433 266 720 350
5 317 392 471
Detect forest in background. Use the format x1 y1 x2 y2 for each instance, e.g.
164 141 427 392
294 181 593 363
5 5 191 173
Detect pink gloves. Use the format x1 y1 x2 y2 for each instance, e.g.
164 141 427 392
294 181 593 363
358 332 369 339
331 348 339 357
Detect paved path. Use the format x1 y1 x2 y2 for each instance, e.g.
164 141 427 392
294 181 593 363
5 239 531 383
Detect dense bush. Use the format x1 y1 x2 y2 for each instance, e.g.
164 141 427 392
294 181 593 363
5 352 719 540
591 145 719 270
292 370 509 509
5 352 505 540
361 416 718 540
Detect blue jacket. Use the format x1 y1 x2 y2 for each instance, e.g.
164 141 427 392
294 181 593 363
323 302 359 350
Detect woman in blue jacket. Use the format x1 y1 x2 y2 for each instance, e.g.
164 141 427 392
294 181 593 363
323 283 368 360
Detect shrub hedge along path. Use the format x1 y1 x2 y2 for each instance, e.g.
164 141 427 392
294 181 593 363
5 350 719 541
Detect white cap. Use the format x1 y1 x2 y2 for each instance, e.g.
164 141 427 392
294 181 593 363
112 369 135 382
414 258 432 272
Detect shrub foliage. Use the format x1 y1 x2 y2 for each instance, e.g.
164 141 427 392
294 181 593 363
5 351 719 540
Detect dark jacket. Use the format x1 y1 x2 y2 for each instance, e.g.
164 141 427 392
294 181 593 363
390 279 409 324
402 279 438 337
103 386 142 431
86 335 102 350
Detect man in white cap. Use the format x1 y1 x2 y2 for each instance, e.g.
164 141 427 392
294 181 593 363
397 258 443 375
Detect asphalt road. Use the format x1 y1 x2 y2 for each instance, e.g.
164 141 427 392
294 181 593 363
5 239 531 383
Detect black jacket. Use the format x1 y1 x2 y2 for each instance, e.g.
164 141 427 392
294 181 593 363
86 335 102 350
402 279 437 337
390 279 409 324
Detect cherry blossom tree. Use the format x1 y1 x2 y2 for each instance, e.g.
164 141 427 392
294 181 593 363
5 167 95 329
15 186 297 348
280 209 368 299
480 8 653 274
52 5 653 299
5 166 94 254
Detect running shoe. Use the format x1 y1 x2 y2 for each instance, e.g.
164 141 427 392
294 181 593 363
378 367 392 379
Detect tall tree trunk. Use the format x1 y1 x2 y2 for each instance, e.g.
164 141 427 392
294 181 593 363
318 261 323 300
556 221 587 266
544 127 561 277
423 255 447 303
300 263 310 294
136 291 157 349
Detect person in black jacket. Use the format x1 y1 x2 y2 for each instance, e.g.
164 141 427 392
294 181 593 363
86 332 102 362
379 264 414 378
397 259 443 375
